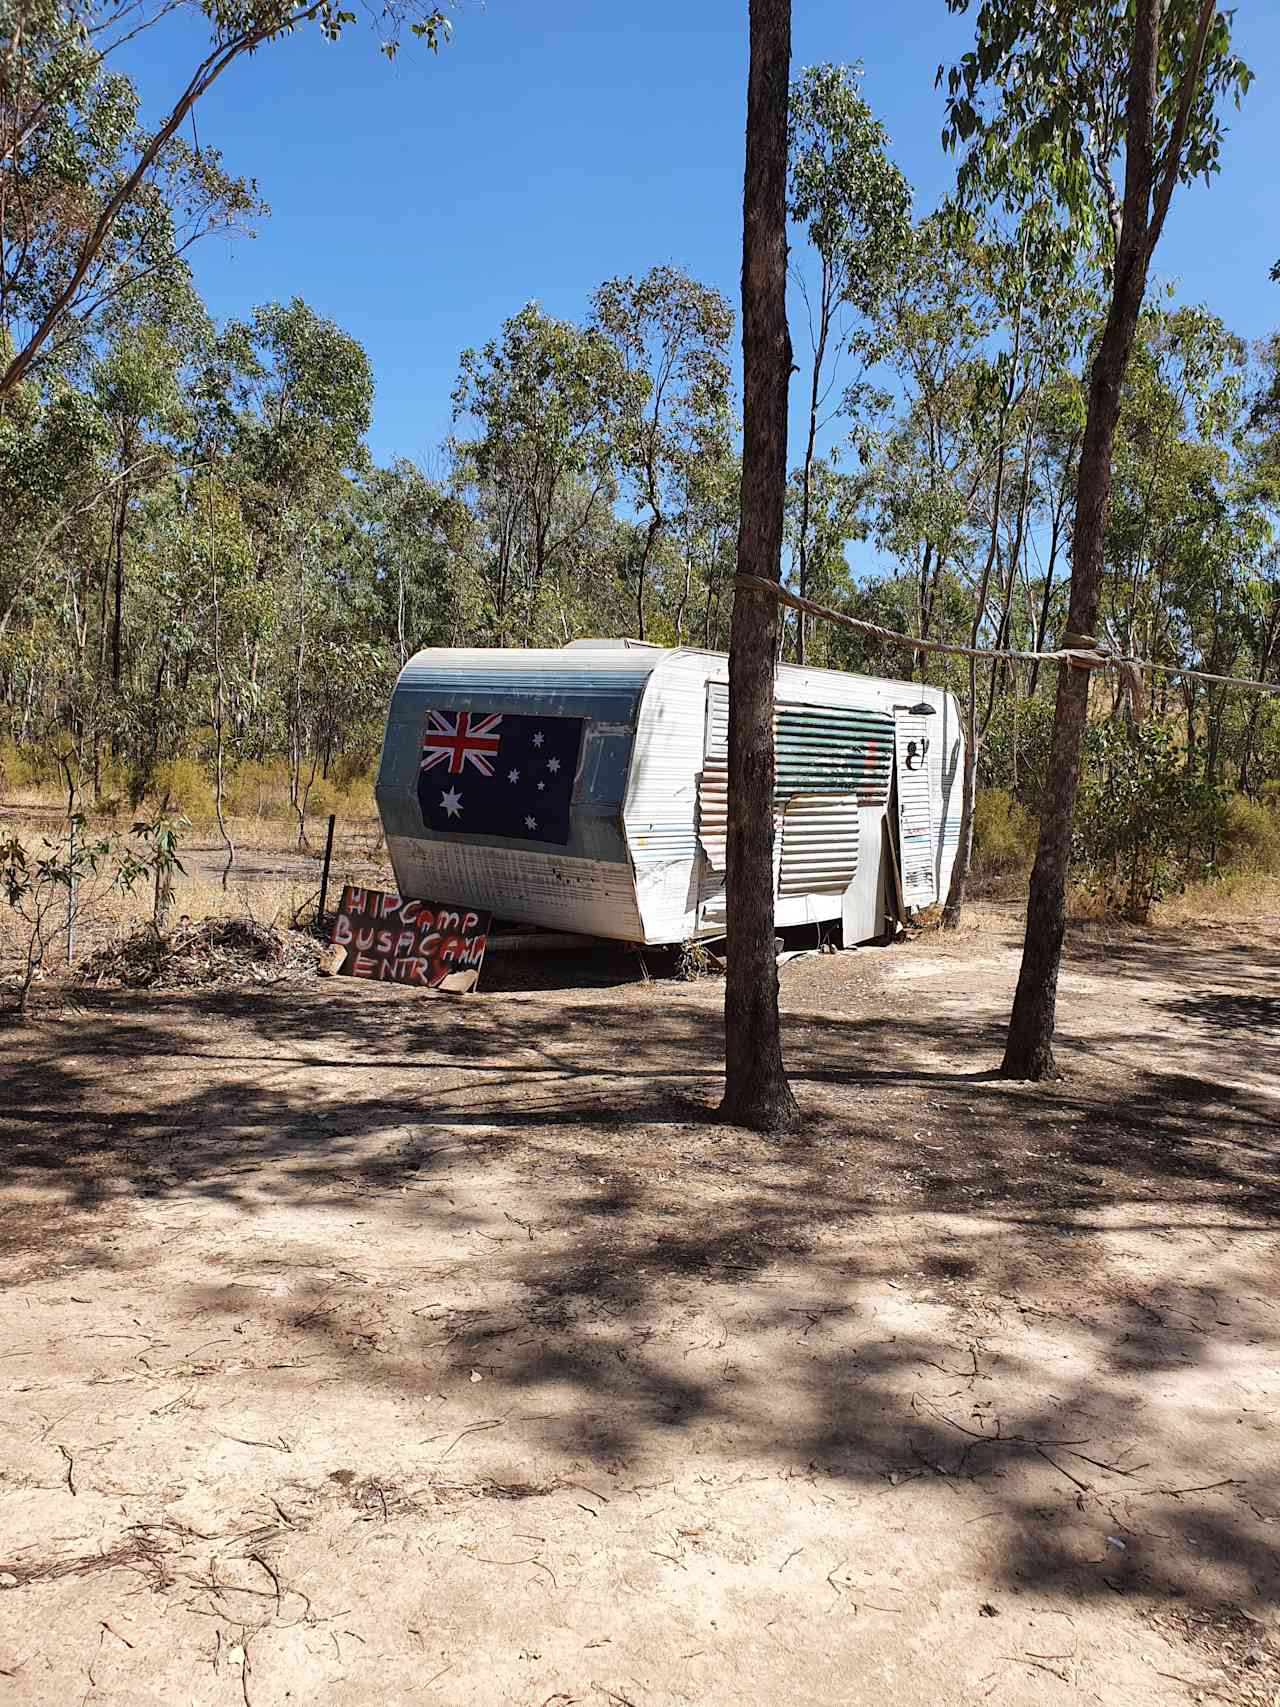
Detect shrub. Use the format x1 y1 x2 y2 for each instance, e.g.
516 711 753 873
1074 719 1224 921
1218 793 1280 874
223 759 292 820
146 757 216 825
0 739 63 798
301 770 377 823
972 787 1037 875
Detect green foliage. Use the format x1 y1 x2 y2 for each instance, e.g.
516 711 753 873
147 757 217 822
939 0 1252 244
1 3 1277 931
788 63 912 317
1 805 187 1009
972 787 1037 876
1217 793 1280 875
1074 720 1225 920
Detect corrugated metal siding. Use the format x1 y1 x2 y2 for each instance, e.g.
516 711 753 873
694 688 891 928
778 795 860 895
895 712 937 906
625 654 725 943
696 681 730 871
930 695 964 900
775 706 895 806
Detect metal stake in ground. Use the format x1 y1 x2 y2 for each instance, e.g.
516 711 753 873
318 813 337 925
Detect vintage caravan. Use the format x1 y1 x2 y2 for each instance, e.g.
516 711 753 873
375 643 964 946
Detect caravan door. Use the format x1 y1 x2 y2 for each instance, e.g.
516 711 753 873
894 709 937 908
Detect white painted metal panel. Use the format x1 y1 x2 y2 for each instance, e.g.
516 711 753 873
696 680 730 871
625 653 729 944
930 694 965 902
387 835 644 939
778 795 860 895
378 646 657 941
895 711 936 907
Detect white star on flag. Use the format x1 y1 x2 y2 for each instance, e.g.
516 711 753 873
440 788 463 818
524 815 537 830
507 768 520 783
537 781 545 790
531 731 544 748
546 756 561 773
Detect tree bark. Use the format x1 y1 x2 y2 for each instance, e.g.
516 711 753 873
720 0 798 1134
1002 0 1168 1079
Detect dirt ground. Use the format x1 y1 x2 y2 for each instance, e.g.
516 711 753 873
2 912 1279 1706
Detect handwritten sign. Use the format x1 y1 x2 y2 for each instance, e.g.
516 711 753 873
330 886 490 989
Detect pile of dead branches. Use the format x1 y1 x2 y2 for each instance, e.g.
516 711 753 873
76 917 327 990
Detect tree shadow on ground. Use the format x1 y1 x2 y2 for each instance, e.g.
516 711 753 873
4 946 1280 1622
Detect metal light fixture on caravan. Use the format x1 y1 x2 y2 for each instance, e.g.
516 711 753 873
375 643 964 945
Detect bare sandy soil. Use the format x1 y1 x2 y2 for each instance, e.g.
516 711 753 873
2 915 1278 1705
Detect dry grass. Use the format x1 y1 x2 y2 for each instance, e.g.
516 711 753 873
0 802 392 1008
1154 869 1280 927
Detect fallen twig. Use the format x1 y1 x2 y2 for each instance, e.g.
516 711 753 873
435 1419 503 1460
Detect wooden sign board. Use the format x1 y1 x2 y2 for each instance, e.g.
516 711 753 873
330 886 491 990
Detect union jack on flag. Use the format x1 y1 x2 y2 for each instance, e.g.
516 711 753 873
419 710 504 777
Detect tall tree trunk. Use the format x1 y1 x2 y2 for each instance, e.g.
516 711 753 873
720 0 798 1134
795 263 833 667
940 433 1012 929
111 471 129 691
1238 592 1280 793
1002 0 1177 1079
1026 497 1065 699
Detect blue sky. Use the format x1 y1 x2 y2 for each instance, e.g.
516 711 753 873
124 0 1280 470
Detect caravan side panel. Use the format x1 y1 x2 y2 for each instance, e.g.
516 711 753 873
624 653 728 944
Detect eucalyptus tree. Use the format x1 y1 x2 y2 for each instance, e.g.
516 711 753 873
361 460 476 665
867 216 994 667
590 266 734 642
942 0 1252 1079
938 213 1088 930
88 271 212 696
0 0 450 397
786 62 910 661
676 441 739 649
451 303 631 644
198 298 373 825
781 455 865 666
720 0 799 1134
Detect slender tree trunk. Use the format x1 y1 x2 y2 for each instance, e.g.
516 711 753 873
97 502 115 678
1238 594 1280 793
633 515 662 643
1027 499 1065 699
940 432 1012 928
110 471 129 691
207 489 235 887
795 268 832 667
941 659 980 928
720 0 798 1134
1002 1 1172 1079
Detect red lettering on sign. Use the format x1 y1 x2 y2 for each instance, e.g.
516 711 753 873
330 887 490 989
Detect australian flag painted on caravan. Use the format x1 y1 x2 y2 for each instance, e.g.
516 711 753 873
416 710 584 846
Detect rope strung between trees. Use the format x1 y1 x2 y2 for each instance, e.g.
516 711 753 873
734 573 1280 700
